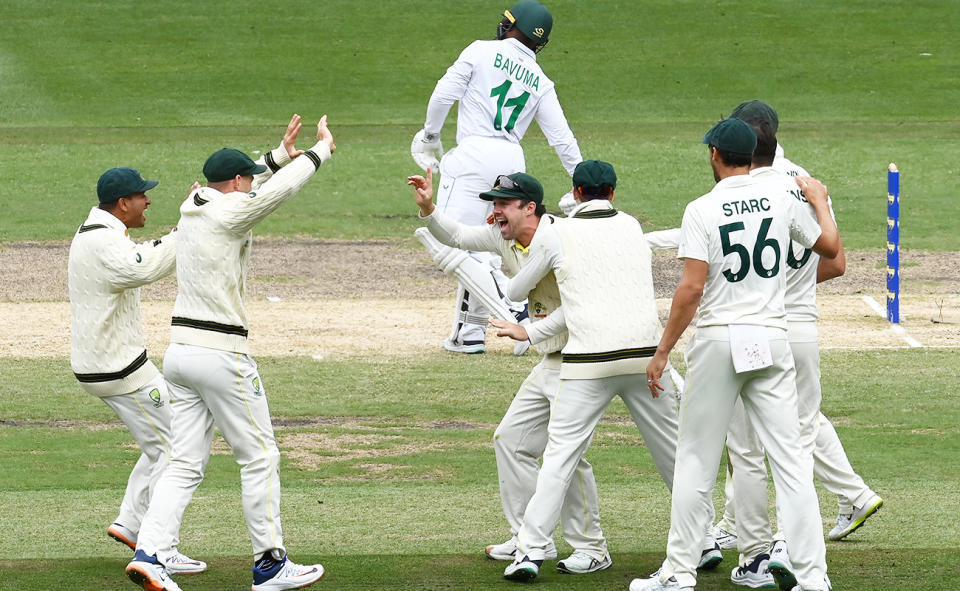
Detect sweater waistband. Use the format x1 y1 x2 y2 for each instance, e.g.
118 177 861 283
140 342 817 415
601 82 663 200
74 350 148 383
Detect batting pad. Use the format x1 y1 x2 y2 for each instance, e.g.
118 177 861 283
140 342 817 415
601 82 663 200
414 228 515 322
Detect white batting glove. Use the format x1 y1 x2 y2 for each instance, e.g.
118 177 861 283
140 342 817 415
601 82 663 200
558 191 577 216
411 129 444 173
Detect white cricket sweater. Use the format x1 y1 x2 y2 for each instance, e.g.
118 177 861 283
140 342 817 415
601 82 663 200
515 200 661 379
68 207 177 397
169 142 331 353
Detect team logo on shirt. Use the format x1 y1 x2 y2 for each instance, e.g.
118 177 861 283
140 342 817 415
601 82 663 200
252 377 262 395
533 301 546 318
149 388 163 408
136 253 142 263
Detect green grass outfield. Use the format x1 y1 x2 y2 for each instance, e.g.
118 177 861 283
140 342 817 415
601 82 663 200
1 0 957 248
1 349 958 590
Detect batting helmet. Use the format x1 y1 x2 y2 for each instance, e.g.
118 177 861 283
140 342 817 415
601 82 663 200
497 0 553 53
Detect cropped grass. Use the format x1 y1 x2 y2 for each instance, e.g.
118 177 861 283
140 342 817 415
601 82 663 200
1 349 958 589
1 1 957 248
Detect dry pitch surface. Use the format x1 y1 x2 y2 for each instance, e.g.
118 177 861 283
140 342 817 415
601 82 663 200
0 239 956 358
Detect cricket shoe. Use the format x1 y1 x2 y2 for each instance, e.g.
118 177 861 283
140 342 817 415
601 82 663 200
252 554 324 591
629 574 692 591
828 494 883 540
126 550 183 591
162 552 207 575
767 541 797 591
730 553 775 588
107 522 137 550
503 555 542 582
442 338 485 354
698 541 723 570
485 537 557 561
557 550 612 574
713 522 738 550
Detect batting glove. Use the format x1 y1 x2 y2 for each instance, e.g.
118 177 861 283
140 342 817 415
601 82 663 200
411 129 444 173
558 191 577 216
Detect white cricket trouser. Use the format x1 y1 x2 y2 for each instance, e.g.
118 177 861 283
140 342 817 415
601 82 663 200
662 327 825 590
493 355 606 558
722 322 873 557
517 369 680 559
436 136 524 345
137 343 284 560
101 374 174 536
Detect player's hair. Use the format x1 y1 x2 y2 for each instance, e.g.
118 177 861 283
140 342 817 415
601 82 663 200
712 147 753 168
577 185 615 201
743 118 776 167
521 198 547 217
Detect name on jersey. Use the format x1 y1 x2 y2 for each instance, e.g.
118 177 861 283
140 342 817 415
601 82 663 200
722 198 771 216
493 53 540 90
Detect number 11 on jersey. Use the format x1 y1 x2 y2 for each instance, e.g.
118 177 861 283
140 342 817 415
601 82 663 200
490 80 530 132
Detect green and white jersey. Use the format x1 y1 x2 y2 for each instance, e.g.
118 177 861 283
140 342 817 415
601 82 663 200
425 38 580 175
678 173 822 330
771 152 837 323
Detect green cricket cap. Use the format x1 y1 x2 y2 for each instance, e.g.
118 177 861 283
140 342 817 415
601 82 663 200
202 148 267 182
97 167 159 204
480 172 544 204
573 160 617 191
702 118 757 155
729 99 779 133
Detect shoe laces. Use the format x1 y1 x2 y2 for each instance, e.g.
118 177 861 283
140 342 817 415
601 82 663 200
276 559 318 578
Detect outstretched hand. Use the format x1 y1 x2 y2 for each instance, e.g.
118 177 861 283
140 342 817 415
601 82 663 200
282 114 304 159
407 168 435 216
316 115 336 153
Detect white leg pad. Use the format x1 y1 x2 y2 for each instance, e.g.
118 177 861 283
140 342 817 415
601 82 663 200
415 228 516 322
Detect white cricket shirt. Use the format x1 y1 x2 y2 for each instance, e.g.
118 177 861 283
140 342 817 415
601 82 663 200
678 173 822 330
425 38 581 175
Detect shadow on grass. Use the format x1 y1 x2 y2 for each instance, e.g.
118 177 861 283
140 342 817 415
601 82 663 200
2 548 958 590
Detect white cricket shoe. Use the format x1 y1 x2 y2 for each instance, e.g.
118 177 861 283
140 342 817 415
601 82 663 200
443 338 485 354
698 541 723 570
828 494 883 540
162 552 207 575
126 550 183 591
730 553 775 588
713 522 738 550
503 555 541 582
107 522 137 550
629 574 692 591
485 537 557 561
556 550 612 574
251 555 324 591
767 541 797 591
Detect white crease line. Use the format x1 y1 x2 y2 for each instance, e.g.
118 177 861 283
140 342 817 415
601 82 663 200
860 295 923 348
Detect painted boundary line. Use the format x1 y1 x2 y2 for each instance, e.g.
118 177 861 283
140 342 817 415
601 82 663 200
861 295 923 348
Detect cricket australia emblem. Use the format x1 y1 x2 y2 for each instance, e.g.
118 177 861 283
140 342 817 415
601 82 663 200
252 377 262 396
149 388 163 408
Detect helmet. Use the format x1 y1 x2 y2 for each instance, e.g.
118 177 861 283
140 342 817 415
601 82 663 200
497 0 553 53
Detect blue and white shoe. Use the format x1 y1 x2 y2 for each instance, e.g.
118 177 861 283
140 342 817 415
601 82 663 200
730 552 775 588
252 554 324 591
698 541 723 570
126 550 182 591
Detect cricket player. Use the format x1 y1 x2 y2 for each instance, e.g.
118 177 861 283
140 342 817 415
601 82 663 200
634 118 839 591
125 115 334 591
714 101 883 589
410 168 611 574
69 167 205 576
410 0 582 354
490 161 689 582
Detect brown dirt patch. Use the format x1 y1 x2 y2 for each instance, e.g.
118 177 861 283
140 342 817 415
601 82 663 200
0 238 957 357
